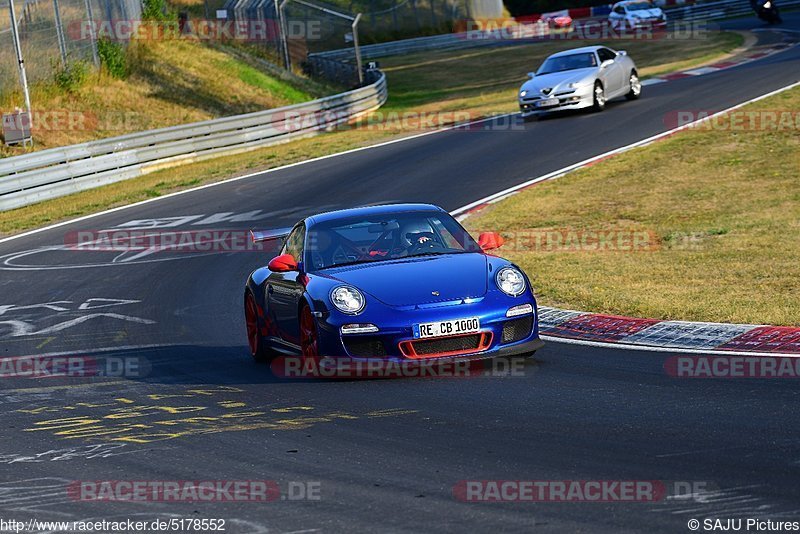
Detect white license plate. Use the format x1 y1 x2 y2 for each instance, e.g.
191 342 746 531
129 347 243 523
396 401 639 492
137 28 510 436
536 98 559 107
414 317 480 339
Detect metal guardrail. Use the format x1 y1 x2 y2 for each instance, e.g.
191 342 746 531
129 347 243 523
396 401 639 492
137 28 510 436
310 29 530 62
313 0 800 61
0 70 387 211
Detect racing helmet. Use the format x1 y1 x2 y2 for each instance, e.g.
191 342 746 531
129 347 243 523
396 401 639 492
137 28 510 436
401 220 435 247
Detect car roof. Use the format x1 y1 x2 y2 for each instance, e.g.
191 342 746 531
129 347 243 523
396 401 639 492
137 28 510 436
548 45 608 58
614 0 654 5
306 203 446 226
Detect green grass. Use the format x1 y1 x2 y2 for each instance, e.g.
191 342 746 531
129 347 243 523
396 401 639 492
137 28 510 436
463 86 800 326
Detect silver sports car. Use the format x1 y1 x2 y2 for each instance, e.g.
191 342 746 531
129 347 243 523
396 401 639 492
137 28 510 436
518 45 641 119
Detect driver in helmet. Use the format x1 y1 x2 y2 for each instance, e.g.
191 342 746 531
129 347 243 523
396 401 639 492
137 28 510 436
401 220 437 253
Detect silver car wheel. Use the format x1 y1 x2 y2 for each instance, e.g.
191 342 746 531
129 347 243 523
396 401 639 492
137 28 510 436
630 74 641 96
595 85 605 106
626 72 642 100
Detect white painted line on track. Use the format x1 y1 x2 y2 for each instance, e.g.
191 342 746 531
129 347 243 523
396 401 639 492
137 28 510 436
451 79 800 216
0 115 509 246
641 78 667 86
541 335 800 358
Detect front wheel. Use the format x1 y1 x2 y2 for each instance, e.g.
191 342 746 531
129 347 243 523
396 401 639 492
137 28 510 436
626 71 641 100
299 305 322 373
592 82 606 112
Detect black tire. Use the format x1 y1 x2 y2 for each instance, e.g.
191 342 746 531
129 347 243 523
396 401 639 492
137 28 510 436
626 71 642 100
244 290 275 363
592 81 606 112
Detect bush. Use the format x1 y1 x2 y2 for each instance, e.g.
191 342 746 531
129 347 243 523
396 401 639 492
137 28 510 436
97 38 128 79
142 0 169 21
54 60 91 91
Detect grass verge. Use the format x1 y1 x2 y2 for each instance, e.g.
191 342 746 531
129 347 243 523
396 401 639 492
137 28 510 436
0 38 330 155
0 31 745 238
463 86 800 326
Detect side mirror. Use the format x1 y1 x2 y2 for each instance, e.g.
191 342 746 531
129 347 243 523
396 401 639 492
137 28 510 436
478 232 505 252
527 71 536 78
600 59 614 69
268 253 298 272
616 50 627 57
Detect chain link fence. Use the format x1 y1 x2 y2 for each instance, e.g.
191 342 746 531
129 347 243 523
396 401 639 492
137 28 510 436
221 0 471 85
0 0 141 97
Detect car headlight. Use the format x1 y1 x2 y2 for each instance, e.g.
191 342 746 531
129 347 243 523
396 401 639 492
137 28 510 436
330 286 365 314
520 90 528 97
568 82 585 89
496 267 527 297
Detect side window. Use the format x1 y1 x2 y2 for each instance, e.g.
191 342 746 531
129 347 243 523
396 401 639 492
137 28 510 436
282 224 305 260
598 48 615 62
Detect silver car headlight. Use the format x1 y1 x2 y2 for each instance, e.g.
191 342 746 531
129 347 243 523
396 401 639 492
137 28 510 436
496 267 527 297
330 286 365 314
520 90 528 97
568 82 587 89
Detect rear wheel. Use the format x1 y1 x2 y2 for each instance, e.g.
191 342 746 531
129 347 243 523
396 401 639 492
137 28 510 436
245 291 274 363
592 82 606 112
626 71 641 100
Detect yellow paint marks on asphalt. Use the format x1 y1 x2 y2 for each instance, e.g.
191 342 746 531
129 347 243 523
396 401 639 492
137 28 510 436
218 401 247 408
36 337 56 349
19 386 419 445
271 406 314 413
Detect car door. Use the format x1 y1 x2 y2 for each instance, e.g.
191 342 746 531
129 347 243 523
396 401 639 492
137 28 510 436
266 223 306 345
597 47 624 95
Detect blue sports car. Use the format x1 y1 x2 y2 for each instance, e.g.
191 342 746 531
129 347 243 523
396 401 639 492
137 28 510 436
243 203 543 371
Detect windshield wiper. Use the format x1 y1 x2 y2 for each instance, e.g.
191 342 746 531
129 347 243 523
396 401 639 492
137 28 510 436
319 259 375 270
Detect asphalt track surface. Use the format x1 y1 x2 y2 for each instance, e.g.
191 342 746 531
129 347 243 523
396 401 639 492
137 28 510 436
1 15 799 533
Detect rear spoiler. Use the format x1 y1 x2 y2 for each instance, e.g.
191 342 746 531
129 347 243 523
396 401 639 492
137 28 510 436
250 227 292 243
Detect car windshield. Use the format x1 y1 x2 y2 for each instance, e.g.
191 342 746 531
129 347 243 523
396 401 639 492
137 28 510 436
306 211 481 270
626 1 653 10
538 52 597 75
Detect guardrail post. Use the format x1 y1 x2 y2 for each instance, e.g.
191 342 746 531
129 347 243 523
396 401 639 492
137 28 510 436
277 0 291 70
8 0 34 146
352 13 363 86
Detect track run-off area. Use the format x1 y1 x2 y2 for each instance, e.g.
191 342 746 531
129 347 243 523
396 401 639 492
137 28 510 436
1 14 800 534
